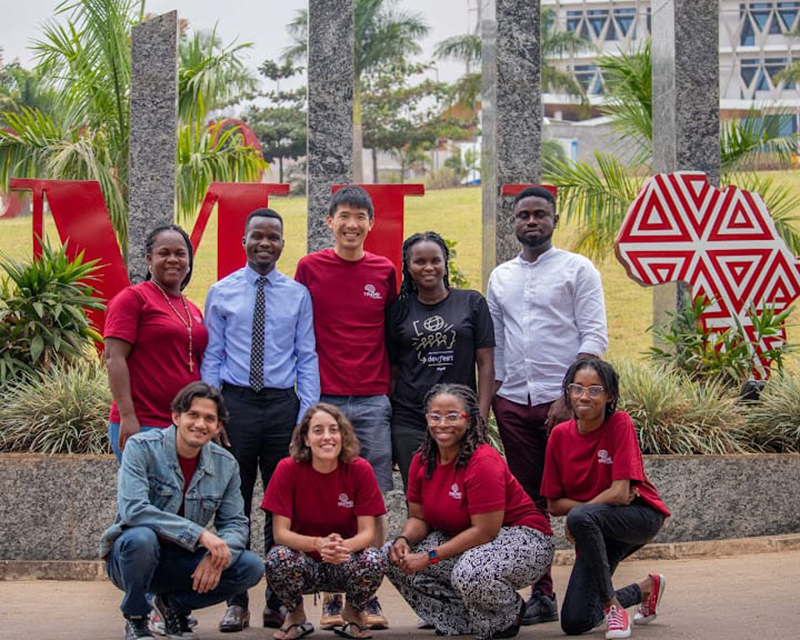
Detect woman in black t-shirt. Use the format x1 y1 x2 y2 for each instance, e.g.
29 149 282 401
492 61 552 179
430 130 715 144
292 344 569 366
387 232 495 489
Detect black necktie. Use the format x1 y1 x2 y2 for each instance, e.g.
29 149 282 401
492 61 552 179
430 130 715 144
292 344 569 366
249 276 267 392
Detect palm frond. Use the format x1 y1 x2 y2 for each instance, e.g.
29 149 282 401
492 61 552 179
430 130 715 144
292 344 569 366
178 27 257 124
545 151 645 260
175 122 266 224
720 106 800 173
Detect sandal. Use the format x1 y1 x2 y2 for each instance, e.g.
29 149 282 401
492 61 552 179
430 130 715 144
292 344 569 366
274 621 315 640
333 621 373 639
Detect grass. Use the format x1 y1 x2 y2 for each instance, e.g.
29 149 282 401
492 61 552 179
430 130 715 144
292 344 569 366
2 175 799 367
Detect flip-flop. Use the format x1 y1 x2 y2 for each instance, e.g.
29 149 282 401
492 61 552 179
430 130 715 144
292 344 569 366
333 622 373 640
274 621 315 640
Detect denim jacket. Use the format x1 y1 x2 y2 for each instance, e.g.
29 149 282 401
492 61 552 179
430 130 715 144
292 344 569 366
99 426 249 565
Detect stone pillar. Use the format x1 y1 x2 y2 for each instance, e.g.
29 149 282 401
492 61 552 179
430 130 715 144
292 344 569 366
480 3 497 290
127 11 179 284
651 0 719 334
307 0 354 252
494 0 542 266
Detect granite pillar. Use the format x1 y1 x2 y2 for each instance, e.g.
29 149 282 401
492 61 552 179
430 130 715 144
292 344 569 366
494 0 541 266
127 11 179 283
307 0 355 252
480 5 498 290
651 0 720 335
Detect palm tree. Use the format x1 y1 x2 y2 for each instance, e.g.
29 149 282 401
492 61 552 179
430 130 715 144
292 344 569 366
0 0 264 250
282 0 429 181
434 7 591 108
545 40 800 259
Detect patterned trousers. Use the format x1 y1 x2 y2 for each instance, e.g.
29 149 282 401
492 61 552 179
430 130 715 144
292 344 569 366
384 527 555 639
264 545 386 612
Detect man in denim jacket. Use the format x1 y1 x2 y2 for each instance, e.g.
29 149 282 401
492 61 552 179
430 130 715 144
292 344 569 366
100 382 264 640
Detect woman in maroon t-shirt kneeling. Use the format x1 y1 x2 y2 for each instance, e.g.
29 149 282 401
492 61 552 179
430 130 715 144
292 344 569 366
386 384 554 639
541 359 670 640
262 404 386 640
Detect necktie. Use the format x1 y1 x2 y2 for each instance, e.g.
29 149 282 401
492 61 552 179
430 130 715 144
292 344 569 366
249 276 267 392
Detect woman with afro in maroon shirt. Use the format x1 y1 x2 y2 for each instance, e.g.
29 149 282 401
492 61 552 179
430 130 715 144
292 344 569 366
385 383 554 640
541 359 670 640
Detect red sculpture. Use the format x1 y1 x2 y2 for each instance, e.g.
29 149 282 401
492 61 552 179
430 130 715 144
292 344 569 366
190 182 290 280
11 180 422 331
615 172 800 377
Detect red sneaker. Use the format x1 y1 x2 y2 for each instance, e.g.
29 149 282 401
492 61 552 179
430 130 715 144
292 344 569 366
604 605 631 640
634 573 665 625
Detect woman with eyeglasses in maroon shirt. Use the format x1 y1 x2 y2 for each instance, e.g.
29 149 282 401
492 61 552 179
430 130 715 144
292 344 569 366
385 383 553 640
541 358 670 640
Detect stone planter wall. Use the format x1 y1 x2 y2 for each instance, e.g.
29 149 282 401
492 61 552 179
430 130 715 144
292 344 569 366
2 453 799 573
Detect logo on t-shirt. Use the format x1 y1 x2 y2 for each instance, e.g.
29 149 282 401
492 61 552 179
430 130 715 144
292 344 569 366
448 483 463 500
597 450 613 465
338 493 354 508
363 284 383 300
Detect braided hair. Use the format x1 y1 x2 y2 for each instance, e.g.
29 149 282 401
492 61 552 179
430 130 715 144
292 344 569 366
392 232 451 326
419 383 488 479
144 224 194 291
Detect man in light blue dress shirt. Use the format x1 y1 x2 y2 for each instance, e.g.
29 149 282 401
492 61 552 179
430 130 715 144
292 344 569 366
202 208 320 633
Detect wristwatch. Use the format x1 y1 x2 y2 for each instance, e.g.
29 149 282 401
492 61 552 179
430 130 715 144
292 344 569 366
428 549 440 564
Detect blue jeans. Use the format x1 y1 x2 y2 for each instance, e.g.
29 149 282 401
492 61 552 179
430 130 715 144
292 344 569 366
321 394 393 491
106 527 264 617
108 422 161 462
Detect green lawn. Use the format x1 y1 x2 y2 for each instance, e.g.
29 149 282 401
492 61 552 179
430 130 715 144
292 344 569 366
2 176 798 367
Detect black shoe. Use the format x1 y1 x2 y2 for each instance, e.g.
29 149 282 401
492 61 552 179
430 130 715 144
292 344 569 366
521 590 558 625
152 595 192 638
125 616 155 640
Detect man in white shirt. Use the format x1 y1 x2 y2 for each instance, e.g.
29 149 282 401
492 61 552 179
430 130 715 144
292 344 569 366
487 186 608 625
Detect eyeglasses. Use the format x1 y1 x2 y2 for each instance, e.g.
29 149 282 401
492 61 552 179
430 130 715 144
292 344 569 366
567 384 606 398
425 412 468 425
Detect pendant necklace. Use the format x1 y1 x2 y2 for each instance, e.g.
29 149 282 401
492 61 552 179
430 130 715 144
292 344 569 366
151 279 194 372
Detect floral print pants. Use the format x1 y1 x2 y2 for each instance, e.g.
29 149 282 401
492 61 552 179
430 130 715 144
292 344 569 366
264 545 385 612
384 527 554 639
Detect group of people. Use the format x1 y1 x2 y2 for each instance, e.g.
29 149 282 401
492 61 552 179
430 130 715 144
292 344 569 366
100 185 670 640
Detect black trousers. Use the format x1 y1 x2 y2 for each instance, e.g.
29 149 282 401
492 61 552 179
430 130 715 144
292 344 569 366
222 384 299 609
560 502 664 635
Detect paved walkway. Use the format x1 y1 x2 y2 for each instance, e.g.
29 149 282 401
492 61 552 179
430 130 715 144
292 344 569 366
2 547 798 640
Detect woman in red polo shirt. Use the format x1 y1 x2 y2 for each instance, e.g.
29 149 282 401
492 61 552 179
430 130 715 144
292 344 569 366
262 404 386 640
541 359 670 640
386 383 554 640
104 225 208 461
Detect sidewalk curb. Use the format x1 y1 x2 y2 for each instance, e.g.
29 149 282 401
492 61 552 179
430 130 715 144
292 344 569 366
3 533 800 581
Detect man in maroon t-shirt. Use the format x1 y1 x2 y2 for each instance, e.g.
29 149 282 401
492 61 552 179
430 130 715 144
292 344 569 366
295 186 396 630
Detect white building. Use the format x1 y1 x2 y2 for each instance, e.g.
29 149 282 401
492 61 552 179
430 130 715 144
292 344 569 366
543 0 800 127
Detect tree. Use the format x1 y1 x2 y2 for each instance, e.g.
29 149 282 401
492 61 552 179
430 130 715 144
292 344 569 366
0 0 264 249
361 60 465 183
282 0 429 181
434 7 591 108
545 40 800 259
243 59 307 185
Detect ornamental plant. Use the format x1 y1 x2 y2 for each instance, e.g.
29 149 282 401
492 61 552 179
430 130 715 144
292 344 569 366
0 241 104 386
648 293 794 388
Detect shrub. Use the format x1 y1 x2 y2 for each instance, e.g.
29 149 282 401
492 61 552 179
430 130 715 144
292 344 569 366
615 359 749 454
745 372 800 452
0 358 111 455
0 241 104 385
648 293 794 387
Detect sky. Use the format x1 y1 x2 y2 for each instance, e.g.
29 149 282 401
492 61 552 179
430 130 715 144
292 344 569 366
1 0 479 88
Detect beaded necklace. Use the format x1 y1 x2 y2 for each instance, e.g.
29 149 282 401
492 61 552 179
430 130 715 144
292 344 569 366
150 279 194 372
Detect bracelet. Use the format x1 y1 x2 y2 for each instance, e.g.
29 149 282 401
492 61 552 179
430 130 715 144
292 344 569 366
394 535 410 546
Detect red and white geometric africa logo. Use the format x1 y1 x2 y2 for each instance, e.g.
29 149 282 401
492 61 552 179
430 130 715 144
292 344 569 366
615 172 800 377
